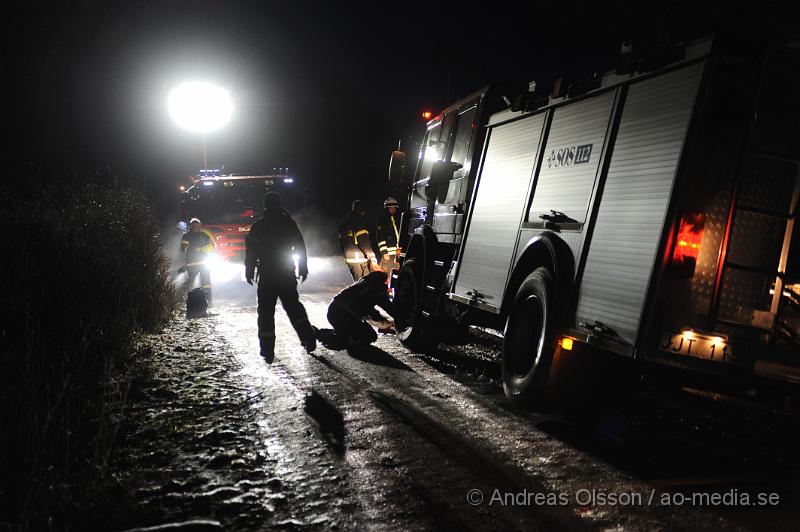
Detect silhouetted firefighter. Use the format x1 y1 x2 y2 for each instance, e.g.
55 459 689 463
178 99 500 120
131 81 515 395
245 192 316 363
179 217 216 303
320 271 394 348
337 199 377 281
376 196 401 284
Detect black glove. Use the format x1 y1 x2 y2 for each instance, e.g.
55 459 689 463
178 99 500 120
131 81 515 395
245 267 255 285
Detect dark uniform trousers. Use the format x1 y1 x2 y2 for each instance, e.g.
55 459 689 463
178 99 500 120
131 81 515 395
326 301 378 345
257 271 314 353
338 212 376 283
342 231 374 282
182 229 215 302
347 257 371 282
185 265 212 301
376 212 400 285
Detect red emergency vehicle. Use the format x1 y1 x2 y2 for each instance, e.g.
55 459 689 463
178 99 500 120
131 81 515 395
179 171 302 262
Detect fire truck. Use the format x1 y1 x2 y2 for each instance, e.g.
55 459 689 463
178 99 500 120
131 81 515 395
179 170 302 262
390 35 800 405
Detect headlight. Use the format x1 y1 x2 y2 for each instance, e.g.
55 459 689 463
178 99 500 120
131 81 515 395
205 253 224 269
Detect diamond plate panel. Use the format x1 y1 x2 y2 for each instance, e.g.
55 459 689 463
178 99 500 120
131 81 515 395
688 180 733 315
718 268 771 323
738 155 795 214
727 211 786 269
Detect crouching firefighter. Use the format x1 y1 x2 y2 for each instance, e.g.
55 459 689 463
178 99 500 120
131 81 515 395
180 218 216 303
245 192 317 363
325 271 394 347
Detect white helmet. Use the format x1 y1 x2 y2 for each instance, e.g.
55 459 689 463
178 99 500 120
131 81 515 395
383 197 399 208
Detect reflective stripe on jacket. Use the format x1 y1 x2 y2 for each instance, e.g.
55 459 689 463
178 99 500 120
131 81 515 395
338 210 375 261
181 229 216 265
376 211 400 255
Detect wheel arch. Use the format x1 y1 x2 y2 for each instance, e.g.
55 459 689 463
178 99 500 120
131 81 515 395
403 224 437 286
501 232 575 320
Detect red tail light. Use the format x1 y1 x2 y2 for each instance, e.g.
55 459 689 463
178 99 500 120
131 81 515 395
672 212 705 277
421 111 433 119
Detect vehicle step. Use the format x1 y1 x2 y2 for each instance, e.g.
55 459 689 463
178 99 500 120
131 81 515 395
750 151 800 165
724 261 782 277
716 318 772 332
735 205 792 220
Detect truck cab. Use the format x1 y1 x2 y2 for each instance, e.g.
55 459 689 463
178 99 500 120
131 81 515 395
179 172 303 262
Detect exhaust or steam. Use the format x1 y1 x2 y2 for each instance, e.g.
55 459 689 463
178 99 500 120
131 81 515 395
166 205 357 302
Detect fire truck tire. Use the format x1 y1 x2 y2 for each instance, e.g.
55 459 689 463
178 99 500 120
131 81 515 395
502 267 556 407
394 258 435 350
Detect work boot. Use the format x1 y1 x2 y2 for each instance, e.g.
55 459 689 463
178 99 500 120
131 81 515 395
302 326 317 354
260 335 275 364
260 348 275 364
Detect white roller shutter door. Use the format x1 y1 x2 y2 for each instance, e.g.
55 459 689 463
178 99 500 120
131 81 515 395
454 114 545 307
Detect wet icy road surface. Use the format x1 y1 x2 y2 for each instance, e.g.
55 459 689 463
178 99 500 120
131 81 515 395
110 262 800 531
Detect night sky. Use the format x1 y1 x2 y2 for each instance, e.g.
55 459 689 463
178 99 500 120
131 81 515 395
3 1 797 218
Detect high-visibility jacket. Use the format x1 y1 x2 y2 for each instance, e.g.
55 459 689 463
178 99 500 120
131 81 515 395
376 210 400 257
337 210 376 265
245 208 308 278
181 229 216 267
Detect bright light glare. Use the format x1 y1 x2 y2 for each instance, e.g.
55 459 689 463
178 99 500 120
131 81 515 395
168 81 233 133
204 254 243 283
205 253 224 269
292 255 331 275
425 147 439 161
307 257 331 272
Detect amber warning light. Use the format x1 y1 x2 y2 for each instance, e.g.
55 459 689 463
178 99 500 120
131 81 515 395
421 110 433 119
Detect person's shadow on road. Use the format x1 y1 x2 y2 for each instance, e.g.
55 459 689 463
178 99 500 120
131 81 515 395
346 344 414 372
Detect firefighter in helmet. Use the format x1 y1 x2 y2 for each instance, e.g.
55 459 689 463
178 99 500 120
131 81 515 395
376 196 401 284
180 218 216 302
337 199 378 282
324 270 394 347
245 192 316 363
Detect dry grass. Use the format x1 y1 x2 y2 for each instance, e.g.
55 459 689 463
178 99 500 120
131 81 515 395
0 174 176 530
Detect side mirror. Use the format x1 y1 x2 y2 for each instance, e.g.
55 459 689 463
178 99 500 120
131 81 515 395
388 149 407 189
176 221 188 232
429 160 462 188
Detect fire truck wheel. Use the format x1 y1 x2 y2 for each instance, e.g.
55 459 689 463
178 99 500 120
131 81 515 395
502 267 556 407
394 258 434 350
